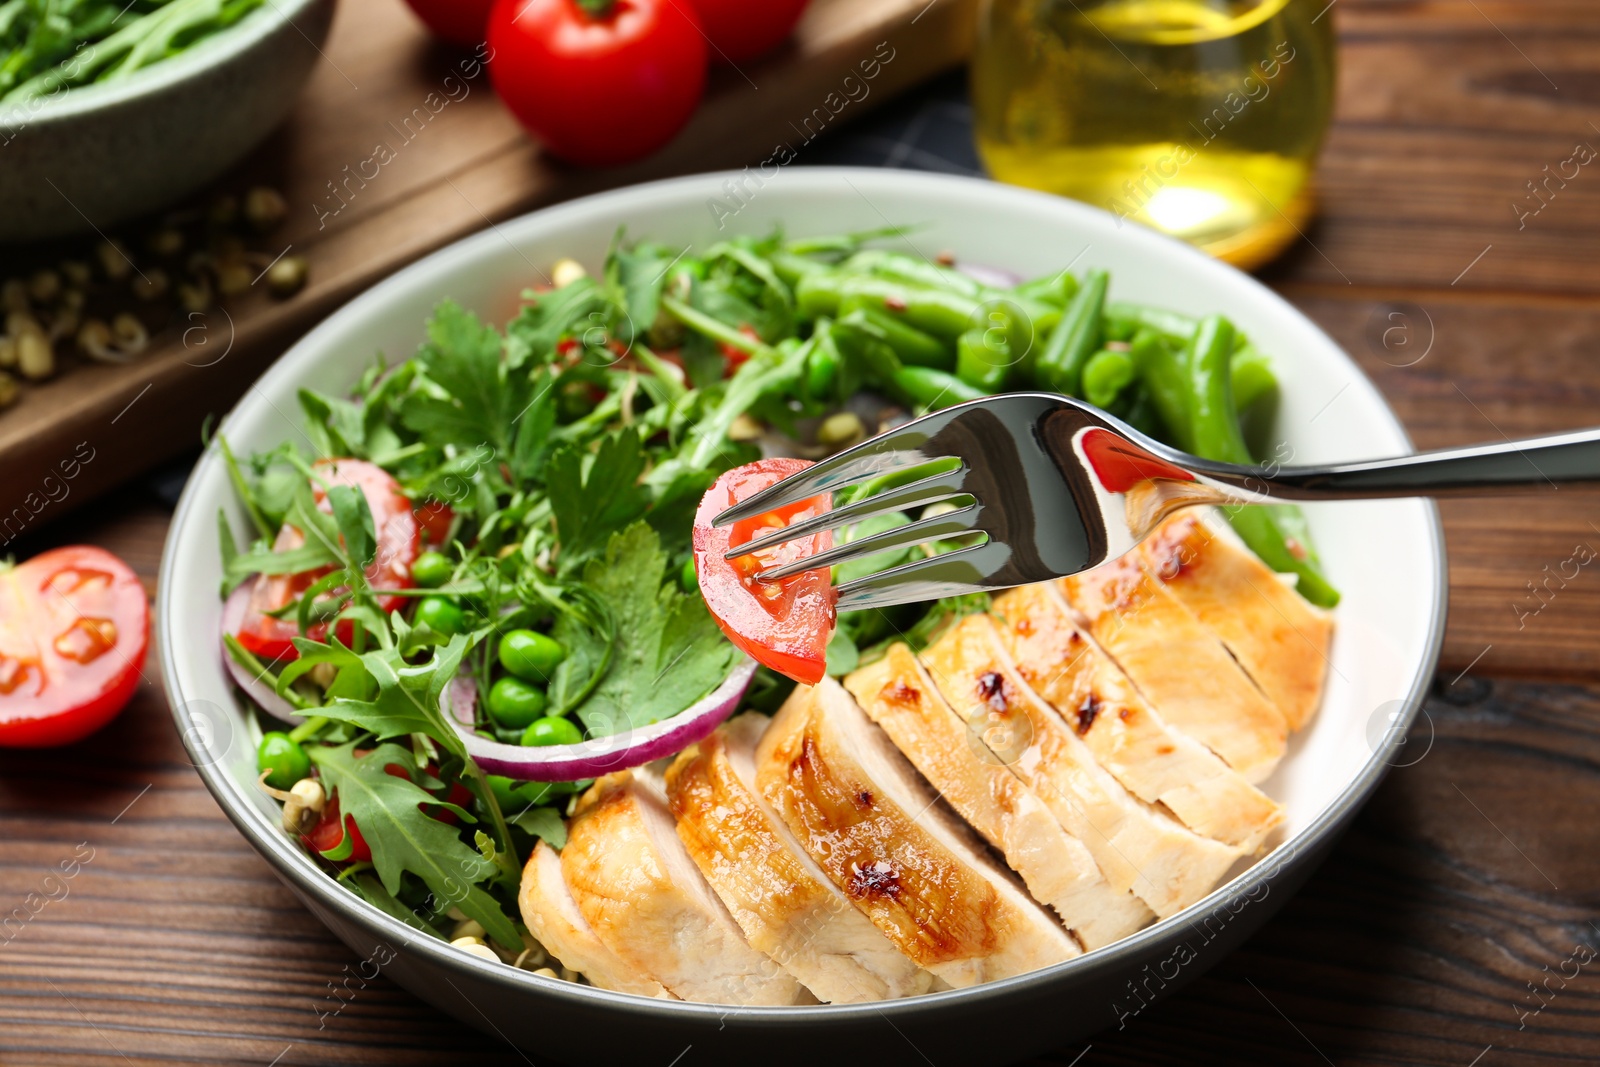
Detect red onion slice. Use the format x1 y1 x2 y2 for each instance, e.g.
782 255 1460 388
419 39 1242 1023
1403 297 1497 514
220 578 303 725
443 659 758 782
957 262 1023 289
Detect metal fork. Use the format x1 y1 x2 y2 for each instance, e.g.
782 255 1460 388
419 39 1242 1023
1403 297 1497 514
714 392 1600 612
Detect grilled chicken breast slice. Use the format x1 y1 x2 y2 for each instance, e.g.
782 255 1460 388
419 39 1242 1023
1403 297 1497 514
757 678 1080 986
518 840 674 998
561 769 813 1005
1057 558 1289 783
928 613 1240 919
992 584 1284 852
848 644 1149 950
665 714 934 1003
1139 514 1332 732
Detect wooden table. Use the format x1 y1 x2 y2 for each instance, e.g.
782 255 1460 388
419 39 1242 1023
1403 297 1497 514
6 0 1600 1063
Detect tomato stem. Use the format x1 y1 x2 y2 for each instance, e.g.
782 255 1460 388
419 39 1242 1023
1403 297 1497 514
573 0 617 17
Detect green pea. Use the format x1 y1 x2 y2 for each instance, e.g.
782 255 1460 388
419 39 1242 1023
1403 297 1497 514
521 716 583 747
487 774 585 812
411 550 452 588
414 595 466 635
257 732 310 790
498 629 567 682
488 676 549 728
679 556 699 592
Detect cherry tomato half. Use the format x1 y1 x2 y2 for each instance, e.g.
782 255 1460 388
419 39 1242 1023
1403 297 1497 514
0 546 149 748
401 0 497 46
486 0 707 168
689 0 810 64
693 459 836 685
303 793 372 863
234 459 420 662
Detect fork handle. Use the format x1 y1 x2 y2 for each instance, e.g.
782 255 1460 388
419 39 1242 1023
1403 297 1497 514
1193 426 1600 500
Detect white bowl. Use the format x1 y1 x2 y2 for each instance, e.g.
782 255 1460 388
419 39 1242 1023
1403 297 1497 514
160 168 1445 1065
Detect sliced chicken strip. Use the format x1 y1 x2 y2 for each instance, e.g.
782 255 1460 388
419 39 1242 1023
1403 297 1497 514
561 769 814 1006
847 644 1149 950
941 612 1242 918
1057 558 1289 783
1139 514 1332 732
665 714 934 1003
518 840 674 998
992 584 1284 852
757 678 1080 986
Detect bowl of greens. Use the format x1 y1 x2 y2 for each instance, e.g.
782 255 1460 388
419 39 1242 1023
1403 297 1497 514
0 0 334 242
159 168 1445 1064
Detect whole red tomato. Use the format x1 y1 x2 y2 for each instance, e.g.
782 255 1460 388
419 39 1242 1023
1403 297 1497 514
0 546 149 747
487 0 707 168
402 0 498 46
690 0 809 64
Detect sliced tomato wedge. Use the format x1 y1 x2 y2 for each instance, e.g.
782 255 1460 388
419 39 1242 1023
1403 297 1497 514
693 458 836 685
303 793 372 863
235 459 420 662
0 546 149 748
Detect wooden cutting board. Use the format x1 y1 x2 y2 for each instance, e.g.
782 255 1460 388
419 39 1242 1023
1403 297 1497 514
0 0 975 531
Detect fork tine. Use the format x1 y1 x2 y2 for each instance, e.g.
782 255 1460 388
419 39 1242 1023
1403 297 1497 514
834 539 1015 612
711 431 941 528
723 464 970 561
757 503 983 582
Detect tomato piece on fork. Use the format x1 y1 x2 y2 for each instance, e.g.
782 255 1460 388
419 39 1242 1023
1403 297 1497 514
693 459 836 686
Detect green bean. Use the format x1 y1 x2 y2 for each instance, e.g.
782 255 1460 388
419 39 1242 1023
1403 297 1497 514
796 271 850 319
891 366 987 411
804 318 845 402
1105 301 1198 346
1014 269 1080 309
836 306 953 369
1082 348 1136 409
956 327 1012 391
1232 344 1278 414
1232 344 1280 456
1184 315 1340 607
771 252 829 288
845 249 986 298
1129 329 1190 446
837 276 980 340
1031 268 1108 395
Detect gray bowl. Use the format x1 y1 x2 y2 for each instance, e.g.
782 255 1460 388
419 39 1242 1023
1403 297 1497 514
159 169 1448 1065
0 0 334 243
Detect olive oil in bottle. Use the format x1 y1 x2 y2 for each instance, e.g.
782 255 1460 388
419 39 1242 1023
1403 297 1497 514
972 0 1336 270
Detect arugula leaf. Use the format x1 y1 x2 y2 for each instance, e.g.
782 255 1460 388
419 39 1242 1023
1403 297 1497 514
348 871 445 937
508 807 567 849
553 523 741 735
546 428 651 567
299 388 368 459
605 238 681 345
310 742 519 947
505 279 610 367
326 485 376 568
